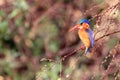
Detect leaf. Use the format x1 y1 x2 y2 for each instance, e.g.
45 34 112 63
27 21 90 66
9 9 20 18
0 21 7 32
15 17 23 27
48 41 59 53
13 0 28 11
0 11 5 16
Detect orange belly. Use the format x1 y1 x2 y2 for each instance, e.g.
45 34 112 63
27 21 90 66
78 30 90 48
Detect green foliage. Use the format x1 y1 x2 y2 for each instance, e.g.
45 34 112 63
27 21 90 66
0 0 120 80
9 9 20 18
0 20 8 33
48 40 59 53
30 38 44 55
36 62 60 80
13 0 28 11
39 17 59 53
0 11 5 17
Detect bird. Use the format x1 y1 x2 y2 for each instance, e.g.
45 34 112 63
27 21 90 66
69 19 94 54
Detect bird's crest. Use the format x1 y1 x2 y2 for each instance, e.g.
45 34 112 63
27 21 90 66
78 19 90 25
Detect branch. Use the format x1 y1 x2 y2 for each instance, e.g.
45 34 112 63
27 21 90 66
95 30 120 41
62 30 120 60
62 46 85 61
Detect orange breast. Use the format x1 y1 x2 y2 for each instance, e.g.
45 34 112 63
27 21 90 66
78 29 90 48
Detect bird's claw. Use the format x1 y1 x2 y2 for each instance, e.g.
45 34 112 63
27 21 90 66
80 46 86 50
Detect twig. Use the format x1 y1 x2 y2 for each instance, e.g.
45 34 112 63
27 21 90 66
95 30 120 41
114 70 119 80
63 30 120 60
62 47 84 61
94 28 106 39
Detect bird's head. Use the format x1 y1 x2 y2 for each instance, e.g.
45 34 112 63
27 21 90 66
69 19 90 32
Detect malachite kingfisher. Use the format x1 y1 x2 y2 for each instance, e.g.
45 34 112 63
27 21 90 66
69 19 94 54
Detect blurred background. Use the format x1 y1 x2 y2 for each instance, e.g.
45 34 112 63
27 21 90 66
0 0 120 80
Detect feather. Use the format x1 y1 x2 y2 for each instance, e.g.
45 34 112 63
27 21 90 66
84 28 94 53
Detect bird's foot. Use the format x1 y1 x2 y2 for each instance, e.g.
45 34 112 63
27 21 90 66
80 46 86 50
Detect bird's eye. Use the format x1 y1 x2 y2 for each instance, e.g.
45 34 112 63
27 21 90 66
80 23 83 25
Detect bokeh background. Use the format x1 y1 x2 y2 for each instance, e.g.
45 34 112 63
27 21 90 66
0 0 120 80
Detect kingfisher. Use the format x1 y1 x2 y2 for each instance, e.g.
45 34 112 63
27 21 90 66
69 19 94 54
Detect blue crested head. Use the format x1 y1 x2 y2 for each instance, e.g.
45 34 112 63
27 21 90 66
78 19 90 25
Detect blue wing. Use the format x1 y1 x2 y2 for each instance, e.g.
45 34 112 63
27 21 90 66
85 28 94 53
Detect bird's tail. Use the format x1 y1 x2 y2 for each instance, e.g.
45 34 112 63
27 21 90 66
84 47 90 54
